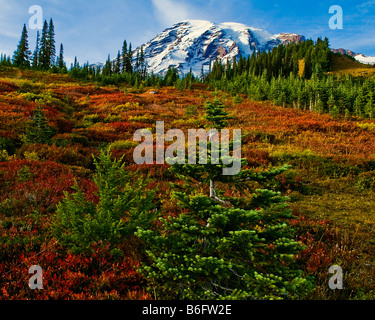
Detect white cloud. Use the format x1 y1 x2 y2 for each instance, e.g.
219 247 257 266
357 0 375 13
151 0 197 25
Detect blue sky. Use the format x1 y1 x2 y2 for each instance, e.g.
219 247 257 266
1 0 375 66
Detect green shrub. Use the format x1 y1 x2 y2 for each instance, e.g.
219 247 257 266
357 122 375 131
0 137 16 155
129 115 153 123
185 105 198 117
16 80 42 94
0 150 9 162
23 151 40 161
17 165 32 182
355 171 375 191
0 199 14 217
108 140 138 153
52 150 156 254
25 106 54 144
104 114 122 123
82 114 101 127
233 93 243 104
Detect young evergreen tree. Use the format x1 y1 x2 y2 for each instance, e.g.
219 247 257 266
73 56 79 69
102 54 112 76
354 89 366 117
57 43 66 71
52 150 156 254
25 106 54 144
328 92 339 117
136 98 314 300
0 54 12 67
13 24 31 68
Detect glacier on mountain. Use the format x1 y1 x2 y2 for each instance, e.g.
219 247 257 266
133 20 305 76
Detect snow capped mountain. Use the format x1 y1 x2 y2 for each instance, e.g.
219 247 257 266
98 19 374 76
133 20 304 76
354 54 375 65
331 48 375 66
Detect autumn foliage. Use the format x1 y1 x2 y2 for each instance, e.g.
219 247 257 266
1 68 375 300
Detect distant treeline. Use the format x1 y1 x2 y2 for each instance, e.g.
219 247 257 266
203 39 375 118
2 23 375 118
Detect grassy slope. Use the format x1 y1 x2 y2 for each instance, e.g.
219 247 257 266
1 65 375 299
330 54 375 78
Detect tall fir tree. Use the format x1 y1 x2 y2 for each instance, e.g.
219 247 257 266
115 50 121 74
102 54 112 76
126 43 133 73
57 43 66 71
13 24 31 68
48 18 56 67
139 46 146 78
32 30 40 69
121 40 127 73
135 51 140 73
38 20 50 70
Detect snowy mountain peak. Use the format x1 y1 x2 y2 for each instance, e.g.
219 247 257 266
134 20 303 76
126 20 374 76
354 53 375 65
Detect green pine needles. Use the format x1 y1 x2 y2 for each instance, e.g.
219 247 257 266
25 106 54 144
136 190 313 300
135 98 314 300
52 150 156 254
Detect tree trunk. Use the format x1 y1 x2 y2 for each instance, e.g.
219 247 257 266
209 179 216 199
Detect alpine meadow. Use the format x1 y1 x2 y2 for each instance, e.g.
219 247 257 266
1 2 375 304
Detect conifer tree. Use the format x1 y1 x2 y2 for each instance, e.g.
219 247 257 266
102 54 112 76
121 40 127 73
38 20 50 70
73 56 79 69
25 106 54 144
32 30 40 69
0 54 12 67
136 98 314 300
365 91 374 119
328 92 339 117
48 18 56 67
135 51 140 74
354 89 366 117
13 24 31 68
126 43 133 73
52 150 156 254
139 47 146 78
302 50 312 79
38 19 56 69
57 43 66 71
115 50 121 74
